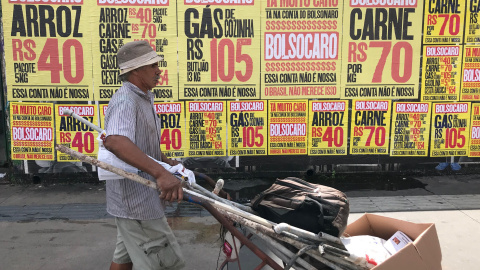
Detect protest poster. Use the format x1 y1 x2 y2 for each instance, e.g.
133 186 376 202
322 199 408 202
186 101 226 157
341 0 423 100
55 104 99 162
421 45 462 101
3 0 93 101
461 45 480 100
261 0 342 99
423 0 466 44
465 0 480 43
430 102 471 157
469 103 480 157
154 102 188 158
99 104 108 129
100 102 187 158
390 102 431 156
10 102 54 160
178 1 261 100
350 100 391 154
268 100 308 155
92 0 177 101
227 101 267 156
308 100 348 155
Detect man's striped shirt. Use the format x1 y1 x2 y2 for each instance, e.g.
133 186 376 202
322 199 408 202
104 81 164 220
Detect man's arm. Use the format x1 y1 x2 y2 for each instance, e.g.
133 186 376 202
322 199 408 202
104 135 183 202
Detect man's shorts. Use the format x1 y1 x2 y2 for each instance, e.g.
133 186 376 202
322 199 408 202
113 216 185 270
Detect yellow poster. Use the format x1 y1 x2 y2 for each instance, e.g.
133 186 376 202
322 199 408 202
390 102 431 156
227 101 267 156
2 0 93 101
55 104 99 162
99 104 109 129
423 0 466 44
350 100 391 155
465 0 480 43
261 1 343 100
92 0 178 101
430 102 471 157
341 1 423 100
268 100 308 155
461 45 480 100
98 104 108 143
469 103 480 157
10 102 54 160
186 101 226 157
178 1 261 100
421 45 462 101
154 102 188 158
308 100 348 155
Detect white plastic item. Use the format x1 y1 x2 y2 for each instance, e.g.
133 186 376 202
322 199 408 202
97 146 139 180
149 157 196 184
176 166 196 185
341 235 392 268
96 146 195 184
224 231 241 260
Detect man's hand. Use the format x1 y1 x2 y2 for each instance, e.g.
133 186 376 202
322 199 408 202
167 159 180 166
157 173 183 203
162 153 180 166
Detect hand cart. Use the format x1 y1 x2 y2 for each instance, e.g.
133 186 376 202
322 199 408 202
57 110 370 270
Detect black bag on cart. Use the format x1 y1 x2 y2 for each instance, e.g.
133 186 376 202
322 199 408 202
251 177 349 237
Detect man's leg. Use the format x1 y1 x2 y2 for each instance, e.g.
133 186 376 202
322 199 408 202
109 262 132 270
116 217 185 270
111 218 133 270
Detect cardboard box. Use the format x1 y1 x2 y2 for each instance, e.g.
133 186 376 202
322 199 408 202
343 214 442 270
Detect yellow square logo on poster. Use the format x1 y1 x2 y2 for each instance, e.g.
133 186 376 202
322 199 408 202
308 100 348 155
268 100 308 155
423 0 466 45
465 0 480 43
341 1 423 100
154 102 188 158
227 101 267 156
10 102 54 160
261 1 343 100
390 102 431 156
421 45 462 102
469 103 480 157
2 0 93 101
461 45 480 100
430 102 471 157
91 0 178 101
178 1 261 100
186 101 226 157
55 104 100 162
350 100 391 155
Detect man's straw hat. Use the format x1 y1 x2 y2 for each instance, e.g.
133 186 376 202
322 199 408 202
117 40 163 75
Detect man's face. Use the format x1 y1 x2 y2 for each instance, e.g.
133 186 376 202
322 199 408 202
134 63 161 91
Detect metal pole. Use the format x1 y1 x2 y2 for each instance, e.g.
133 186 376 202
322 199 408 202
56 144 278 229
62 109 104 133
0 35 10 165
55 144 283 270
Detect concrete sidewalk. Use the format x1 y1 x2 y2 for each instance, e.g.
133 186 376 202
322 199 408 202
1 175 479 269
0 183 220 270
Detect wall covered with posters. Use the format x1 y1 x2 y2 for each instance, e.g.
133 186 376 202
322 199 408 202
2 0 479 173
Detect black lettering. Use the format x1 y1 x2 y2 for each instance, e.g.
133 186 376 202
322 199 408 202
39 5 55 37
56 6 72 37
